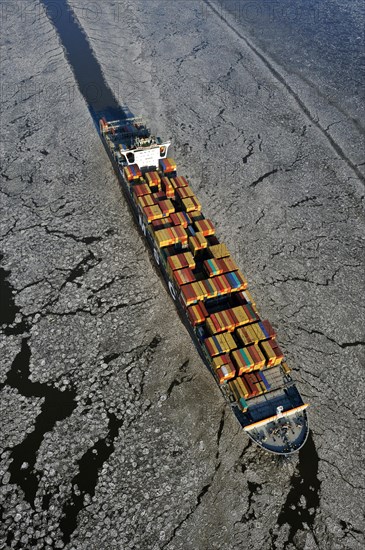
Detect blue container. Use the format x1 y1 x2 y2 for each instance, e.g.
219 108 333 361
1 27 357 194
260 371 271 391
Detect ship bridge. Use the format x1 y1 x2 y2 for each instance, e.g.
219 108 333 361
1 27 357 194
100 116 171 169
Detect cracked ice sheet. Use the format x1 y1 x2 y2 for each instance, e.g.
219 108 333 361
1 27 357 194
66 0 364 549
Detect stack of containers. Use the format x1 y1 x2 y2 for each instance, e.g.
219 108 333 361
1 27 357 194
230 305 259 326
187 302 208 326
181 196 202 212
151 217 172 231
228 377 249 410
199 278 219 299
176 186 195 199
170 225 188 245
203 257 238 277
154 228 176 248
167 252 195 272
181 281 207 306
209 243 230 259
259 340 277 367
216 362 236 384
171 212 191 227
159 199 175 217
236 321 272 346
173 267 196 286
133 183 151 198
204 259 224 277
144 205 163 223
270 339 284 365
224 271 248 291
159 158 176 173
189 232 208 255
161 176 175 198
145 171 161 191
193 219 215 236
231 348 254 374
212 353 234 371
170 176 189 188
242 373 260 397
204 332 237 358
137 194 154 208
124 164 142 181
245 344 266 369
206 309 237 334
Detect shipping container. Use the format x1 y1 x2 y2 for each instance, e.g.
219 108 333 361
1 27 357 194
261 319 276 339
194 219 215 236
170 211 191 228
143 204 163 222
167 252 195 271
133 183 151 197
217 363 236 384
209 243 230 259
159 199 175 216
176 185 195 199
145 171 161 189
170 175 189 188
189 233 208 254
124 164 142 181
137 194 155 209
246 343 266 369
181 196 202 212
159 158 176 173
160 176 175 198
173 267 196 286
281 361 291 375
231 348 254 374
260 340 277 367
187 303 208 325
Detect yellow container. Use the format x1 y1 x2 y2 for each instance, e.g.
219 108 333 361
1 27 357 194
155 228 174 248
231 306 249 325
143 204 163 222
222 332 237 351
209 243 230 259
182 197 202 212
137 194 154 208
281 361 291 374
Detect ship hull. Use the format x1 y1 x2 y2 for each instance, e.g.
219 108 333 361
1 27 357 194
99 129 309 455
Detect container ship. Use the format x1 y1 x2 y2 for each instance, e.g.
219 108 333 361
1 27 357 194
99 116 309 454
